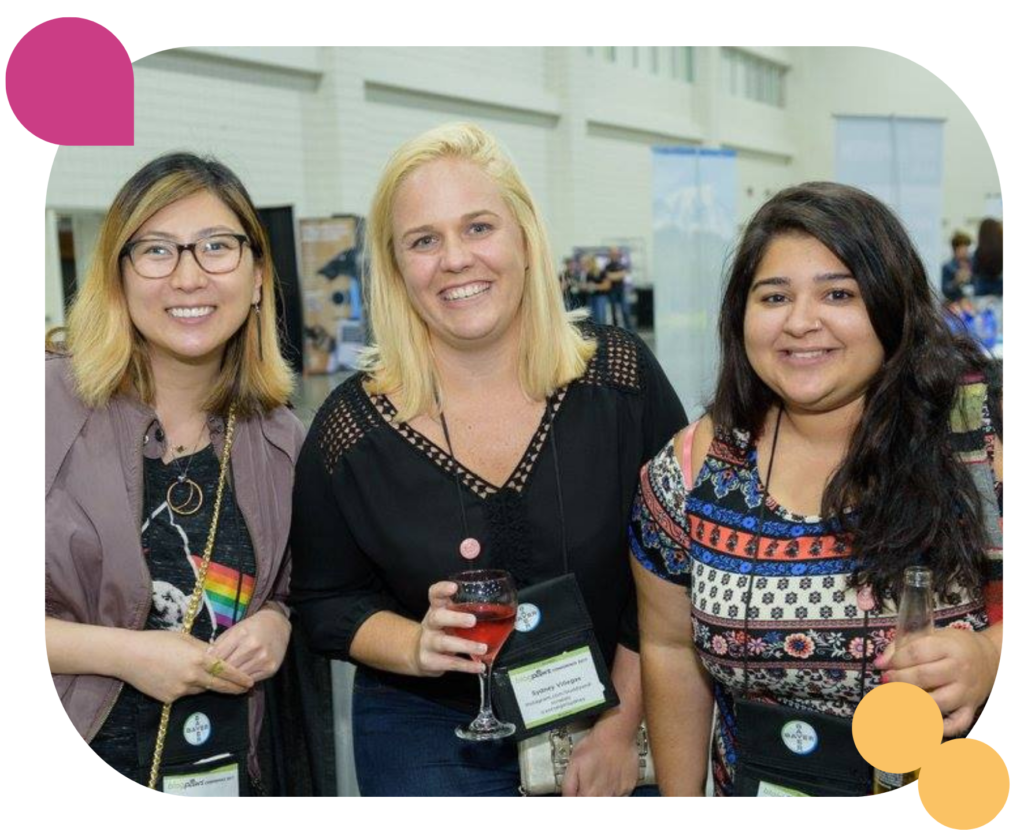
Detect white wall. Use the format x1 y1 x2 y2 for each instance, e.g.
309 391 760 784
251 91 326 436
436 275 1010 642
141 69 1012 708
788 46 1000 238
44 210 63 330
45 45 999 328
48 56 313 214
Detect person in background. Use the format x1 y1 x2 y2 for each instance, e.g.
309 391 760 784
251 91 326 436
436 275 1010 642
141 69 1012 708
582 252 610 324
941 230 973 303
972 218 1002 297
603 246 631 329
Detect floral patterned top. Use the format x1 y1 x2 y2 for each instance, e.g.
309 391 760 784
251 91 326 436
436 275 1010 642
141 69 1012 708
629 375 1002 796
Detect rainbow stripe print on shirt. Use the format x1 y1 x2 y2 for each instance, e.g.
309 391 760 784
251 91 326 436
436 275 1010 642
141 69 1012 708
192 556 255 629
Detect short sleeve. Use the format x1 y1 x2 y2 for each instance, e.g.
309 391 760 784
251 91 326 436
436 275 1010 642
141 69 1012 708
629 438 692 587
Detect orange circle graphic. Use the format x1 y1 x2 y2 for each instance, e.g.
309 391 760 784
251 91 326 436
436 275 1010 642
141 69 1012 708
919 739 1009 829
852 683 943 772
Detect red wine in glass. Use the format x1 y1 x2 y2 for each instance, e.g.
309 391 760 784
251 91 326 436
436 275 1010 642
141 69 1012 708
446 569 517 740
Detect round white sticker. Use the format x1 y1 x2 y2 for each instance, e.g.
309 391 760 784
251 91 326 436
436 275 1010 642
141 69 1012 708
515 603 541 632
780 720 818 755
183 712 212 746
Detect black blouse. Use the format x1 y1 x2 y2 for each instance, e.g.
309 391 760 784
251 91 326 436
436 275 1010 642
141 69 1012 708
289 325 686 709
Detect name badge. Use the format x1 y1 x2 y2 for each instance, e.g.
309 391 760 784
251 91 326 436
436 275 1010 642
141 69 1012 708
508 646 607 730
757 780 810 797
163 761 240 796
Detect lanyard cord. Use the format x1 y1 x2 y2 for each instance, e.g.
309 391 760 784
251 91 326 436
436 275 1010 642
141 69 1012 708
745 409 782 700
438 397 569 575
439 410 471 544
740 406 872 702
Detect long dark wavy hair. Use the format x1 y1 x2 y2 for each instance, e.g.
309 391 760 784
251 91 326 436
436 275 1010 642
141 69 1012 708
711 182 995 602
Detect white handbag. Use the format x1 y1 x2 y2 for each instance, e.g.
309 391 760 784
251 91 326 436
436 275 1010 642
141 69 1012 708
517 720 657 796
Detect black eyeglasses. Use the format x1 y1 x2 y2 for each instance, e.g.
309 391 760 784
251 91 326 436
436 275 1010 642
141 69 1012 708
121 233 251 279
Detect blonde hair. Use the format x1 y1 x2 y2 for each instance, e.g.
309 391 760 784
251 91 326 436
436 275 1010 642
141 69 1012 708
47 152 294 418
361 122 595 421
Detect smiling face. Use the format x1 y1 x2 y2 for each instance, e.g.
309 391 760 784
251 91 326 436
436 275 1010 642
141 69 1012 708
390 157 528 353
122 190 261 371
743 233 885 417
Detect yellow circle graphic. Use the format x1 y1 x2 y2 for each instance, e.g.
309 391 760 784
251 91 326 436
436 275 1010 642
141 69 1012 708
919 739 1009 829
852 683 943 772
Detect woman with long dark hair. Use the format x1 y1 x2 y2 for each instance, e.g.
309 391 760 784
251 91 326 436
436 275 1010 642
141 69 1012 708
630 182 1002 796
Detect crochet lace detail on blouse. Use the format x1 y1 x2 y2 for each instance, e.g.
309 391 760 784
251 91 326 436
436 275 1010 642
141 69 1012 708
313 375 384 474
371 388 569 501
578 324 643 393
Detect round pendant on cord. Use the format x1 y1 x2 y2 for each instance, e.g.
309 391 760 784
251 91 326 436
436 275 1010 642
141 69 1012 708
167 477 204 516
459 538 481 560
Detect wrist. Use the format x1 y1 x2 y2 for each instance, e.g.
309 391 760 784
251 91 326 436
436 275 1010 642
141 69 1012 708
408 624 427 677
255 604 290 631
106 627 143 682
976 629 1001 679
260 600 290 620
592 709 641 746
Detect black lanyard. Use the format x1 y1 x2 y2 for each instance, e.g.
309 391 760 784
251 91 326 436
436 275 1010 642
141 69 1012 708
740 407 871 701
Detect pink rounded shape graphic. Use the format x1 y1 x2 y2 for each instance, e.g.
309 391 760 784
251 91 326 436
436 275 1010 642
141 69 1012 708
6 17 133 146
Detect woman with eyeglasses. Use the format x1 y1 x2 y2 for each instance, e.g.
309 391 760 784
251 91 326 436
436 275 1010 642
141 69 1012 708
45 153 304 794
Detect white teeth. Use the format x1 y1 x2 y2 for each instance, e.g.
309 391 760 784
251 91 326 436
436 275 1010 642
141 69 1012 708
789 350 829 359
442 283 489 301
169 306 214 319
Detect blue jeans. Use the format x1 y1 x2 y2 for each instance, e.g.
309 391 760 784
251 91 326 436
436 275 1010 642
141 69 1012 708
608 284 630 329
353 668 521 796
352 669 661 797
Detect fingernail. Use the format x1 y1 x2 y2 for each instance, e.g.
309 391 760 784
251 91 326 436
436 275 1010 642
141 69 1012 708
880 672 890 684
477 644 487 655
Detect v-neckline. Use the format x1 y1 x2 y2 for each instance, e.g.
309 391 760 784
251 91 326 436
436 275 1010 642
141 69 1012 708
365 380 570 500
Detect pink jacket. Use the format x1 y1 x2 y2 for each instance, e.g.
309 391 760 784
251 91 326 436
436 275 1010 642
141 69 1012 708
45 353 304 765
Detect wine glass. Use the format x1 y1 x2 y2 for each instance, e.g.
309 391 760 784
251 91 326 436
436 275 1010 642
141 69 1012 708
446 569 518 740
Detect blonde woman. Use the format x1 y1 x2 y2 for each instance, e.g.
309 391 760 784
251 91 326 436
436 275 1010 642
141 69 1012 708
46 153 304 794
289 123 686 796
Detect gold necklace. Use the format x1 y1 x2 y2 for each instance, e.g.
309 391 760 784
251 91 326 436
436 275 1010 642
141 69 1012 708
148 404 238 790
165 423 208 516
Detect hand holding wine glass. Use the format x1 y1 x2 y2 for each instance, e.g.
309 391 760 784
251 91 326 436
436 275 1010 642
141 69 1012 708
412 581 489 678
445 569 518 740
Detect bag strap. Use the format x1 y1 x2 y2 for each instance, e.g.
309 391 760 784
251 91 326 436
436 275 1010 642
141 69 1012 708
147 404 238 790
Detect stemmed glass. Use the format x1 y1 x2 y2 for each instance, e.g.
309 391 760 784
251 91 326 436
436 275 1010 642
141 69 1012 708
447 569 518 740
